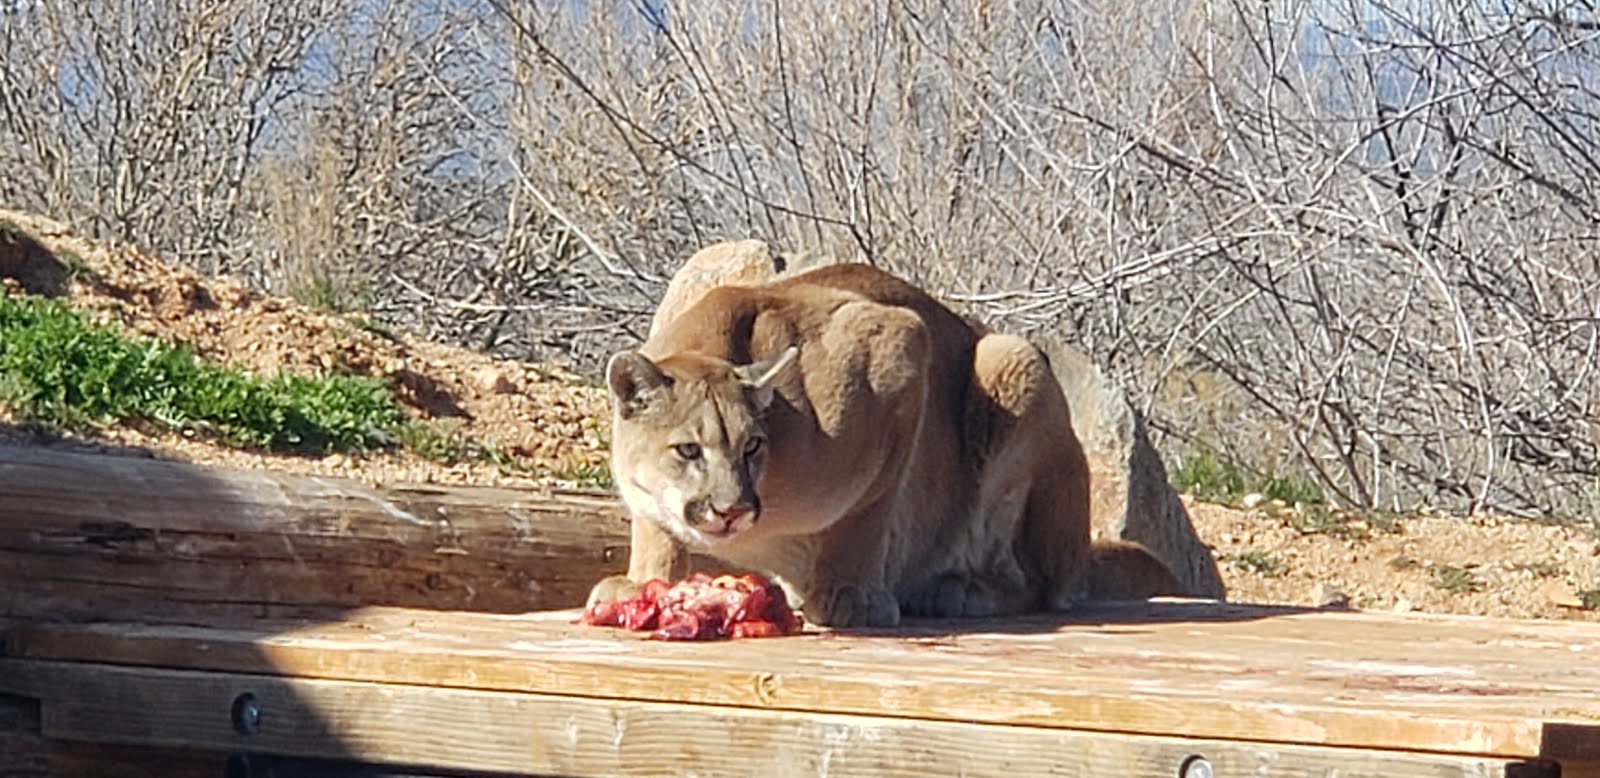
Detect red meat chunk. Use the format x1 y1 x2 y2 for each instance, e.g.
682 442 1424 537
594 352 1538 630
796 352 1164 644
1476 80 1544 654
578 572 803 640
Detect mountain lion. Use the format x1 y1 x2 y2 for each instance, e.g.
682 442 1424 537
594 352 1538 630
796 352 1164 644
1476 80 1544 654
589 262 1180 628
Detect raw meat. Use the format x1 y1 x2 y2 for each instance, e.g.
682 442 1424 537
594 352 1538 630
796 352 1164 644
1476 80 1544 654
578 572 804 640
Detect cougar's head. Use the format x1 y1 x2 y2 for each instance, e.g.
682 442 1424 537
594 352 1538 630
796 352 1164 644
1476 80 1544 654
605 346 799 548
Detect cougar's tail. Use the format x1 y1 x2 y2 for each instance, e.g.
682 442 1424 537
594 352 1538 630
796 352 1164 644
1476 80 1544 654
1083 539 1185 601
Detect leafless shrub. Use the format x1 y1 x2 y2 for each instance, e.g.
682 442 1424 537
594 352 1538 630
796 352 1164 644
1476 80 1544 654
2 1 1596 518
0 1 339 267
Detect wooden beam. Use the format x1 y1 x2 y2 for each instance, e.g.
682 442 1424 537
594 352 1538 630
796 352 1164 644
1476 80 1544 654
0 659 1544 778
0 732 225 778
1 692 223 778
0 445 632 621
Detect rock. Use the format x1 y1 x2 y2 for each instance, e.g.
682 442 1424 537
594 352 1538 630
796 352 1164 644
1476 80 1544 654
475 365 519 395
1540 580 1585 609
1312 582 1351 609
1035 334 1228 600
648 240 783 337
648 239 1226 601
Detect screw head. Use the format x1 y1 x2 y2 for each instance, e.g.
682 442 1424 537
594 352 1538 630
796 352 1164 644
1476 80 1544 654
231 692 261 736
1180 755 1214 778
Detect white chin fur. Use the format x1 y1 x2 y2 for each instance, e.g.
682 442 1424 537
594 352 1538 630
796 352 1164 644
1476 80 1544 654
619 479 704 548
620 479 759 549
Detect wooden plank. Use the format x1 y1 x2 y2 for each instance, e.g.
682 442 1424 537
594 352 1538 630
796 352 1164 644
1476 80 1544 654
0 732 224 778
5 604 1599 762
0 444 634 619
0 659 1539 778
0 733 223 778
1 692 222 778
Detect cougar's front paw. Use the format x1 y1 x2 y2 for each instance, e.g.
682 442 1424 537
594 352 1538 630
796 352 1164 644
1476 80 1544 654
905 574 1000 618
586 574 643 609
803 583 900 628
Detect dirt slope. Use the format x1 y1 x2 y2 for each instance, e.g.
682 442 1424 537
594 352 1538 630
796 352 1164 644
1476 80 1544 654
1 209 1595 621
0 209 609 487
1194 500 1598 621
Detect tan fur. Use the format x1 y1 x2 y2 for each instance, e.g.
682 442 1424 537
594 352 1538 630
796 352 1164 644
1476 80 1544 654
1082 539 1186 600
592 263 1178 627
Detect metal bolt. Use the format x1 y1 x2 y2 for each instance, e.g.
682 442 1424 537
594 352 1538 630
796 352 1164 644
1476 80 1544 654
1180 755 1214 778
231 692 261 736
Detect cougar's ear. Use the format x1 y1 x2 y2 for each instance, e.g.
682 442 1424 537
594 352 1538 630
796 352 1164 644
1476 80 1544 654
607 351 670 420
734 346 800 410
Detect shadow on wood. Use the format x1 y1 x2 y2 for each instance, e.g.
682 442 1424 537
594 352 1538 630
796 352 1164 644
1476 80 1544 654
0 439 630 776
830 599 1318 639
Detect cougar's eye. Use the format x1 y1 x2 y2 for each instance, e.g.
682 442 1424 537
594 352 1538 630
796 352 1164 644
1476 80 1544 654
673 442 703 461
743 437 764 457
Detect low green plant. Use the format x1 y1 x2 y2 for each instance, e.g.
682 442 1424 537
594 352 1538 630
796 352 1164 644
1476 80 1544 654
399 419 614 487
291 270 369 315
1260 470 1325 506
296 273 342 313
57 249 95 282
355 316 399 342
1428 564 1484 594
398 420 523 471
1508 561 1562 579
549 461 614 490
0 294 401 452
1580 589 1600 610
1171 451 1250 503
1285 504 1376 540
1224 550 1284 577
1172 450 1323 506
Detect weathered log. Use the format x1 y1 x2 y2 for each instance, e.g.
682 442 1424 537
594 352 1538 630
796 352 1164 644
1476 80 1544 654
0 445 633 622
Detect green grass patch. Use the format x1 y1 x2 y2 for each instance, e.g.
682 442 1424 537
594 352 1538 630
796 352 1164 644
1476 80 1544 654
0 294 401 452
548 461 614 490
1172 450 1324 506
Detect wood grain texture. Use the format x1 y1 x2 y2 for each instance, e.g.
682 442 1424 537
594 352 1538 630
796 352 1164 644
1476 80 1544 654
0 659 1536 778
0 444 632 619
4 603 1598 763
0 733 224 778
2 693 222 778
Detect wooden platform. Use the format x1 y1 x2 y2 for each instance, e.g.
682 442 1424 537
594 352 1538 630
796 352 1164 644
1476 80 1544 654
6 603 1600 776
4 446 1600 776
